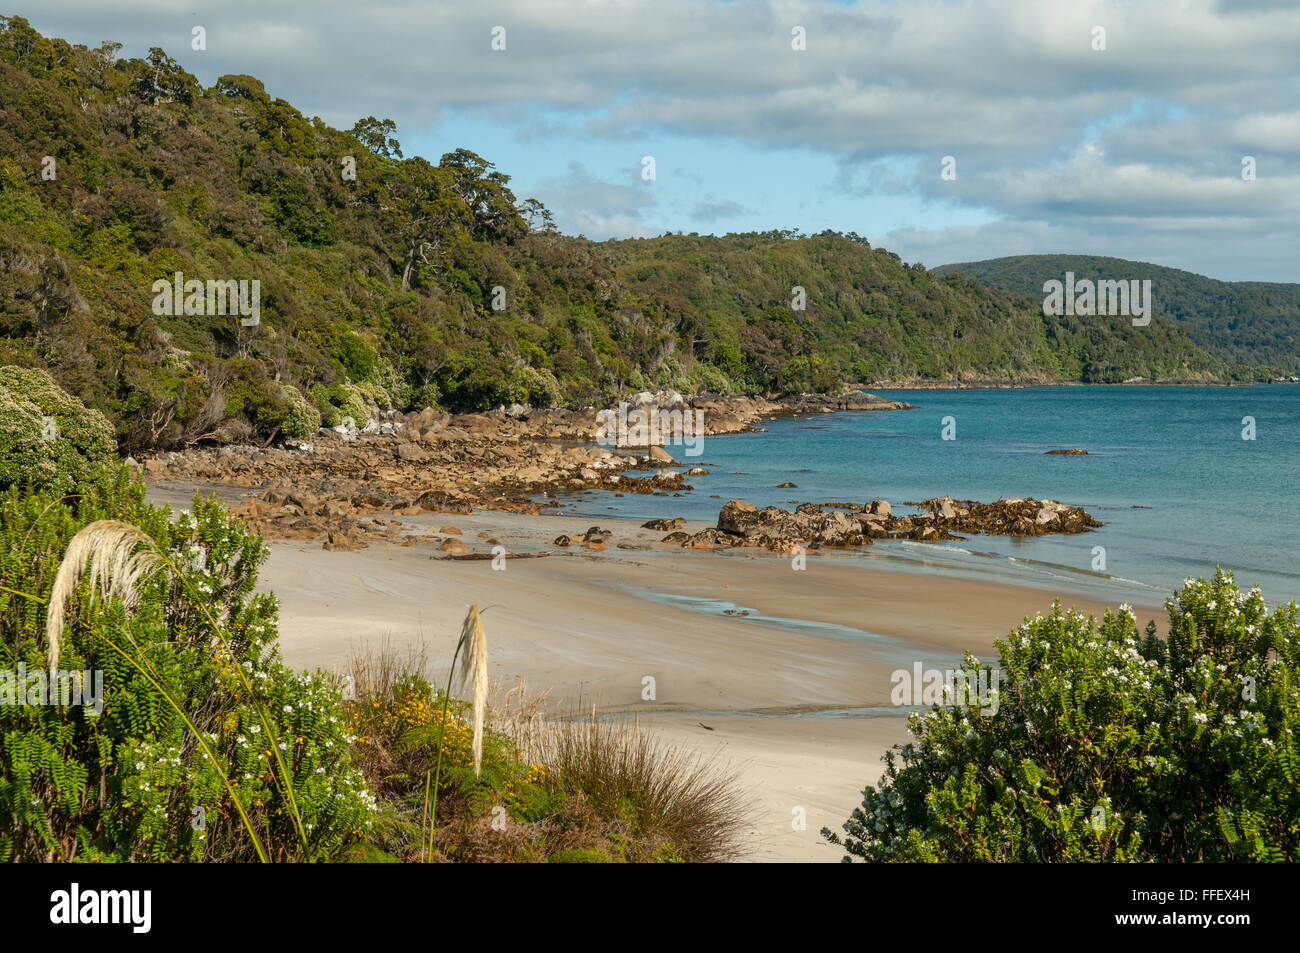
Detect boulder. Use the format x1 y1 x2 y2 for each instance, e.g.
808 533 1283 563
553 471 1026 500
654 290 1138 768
439 538 469 555
717 499 758 534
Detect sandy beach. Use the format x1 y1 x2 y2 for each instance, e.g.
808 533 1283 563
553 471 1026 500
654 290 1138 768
148 482 1166 862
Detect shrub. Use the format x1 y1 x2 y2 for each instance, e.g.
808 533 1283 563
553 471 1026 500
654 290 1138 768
513 366 563 408
0 467 375 861
825 570 1300 862
410 380 441 411
279 384 320 439
311 382 371 428
0 365 116 493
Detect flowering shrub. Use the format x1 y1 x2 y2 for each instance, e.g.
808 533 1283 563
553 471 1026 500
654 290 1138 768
0 365 116 493
0 467 374 861
826 570 1299 862
278 384 320 439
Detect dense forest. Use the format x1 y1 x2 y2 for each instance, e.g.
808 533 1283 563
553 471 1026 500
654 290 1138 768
0 18 1241 454
935 254 1300 376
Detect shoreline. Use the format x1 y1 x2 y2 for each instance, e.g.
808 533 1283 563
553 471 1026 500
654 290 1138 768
865 378 1272 390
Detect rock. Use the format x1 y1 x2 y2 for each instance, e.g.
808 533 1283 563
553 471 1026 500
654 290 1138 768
930 495 957 519
440 525 462 535
1045 448 1089 455
814 510 863 546
867 499 892 516
685 467 708 476
661 531 691 544
776 482 798 488
553 534 571 547
583 538 607 551
395 442 430 463
439 538 469 554
648 445 674 462
718 499 758 534
642 517 686 530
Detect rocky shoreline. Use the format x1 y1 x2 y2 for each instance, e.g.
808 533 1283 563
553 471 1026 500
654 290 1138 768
138 389 914 550
660 495 1101 552
137 387 1105 558
867 376 1241 389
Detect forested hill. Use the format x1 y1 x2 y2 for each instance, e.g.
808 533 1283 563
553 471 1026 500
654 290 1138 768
0 17 1229 453
934 255 1300 376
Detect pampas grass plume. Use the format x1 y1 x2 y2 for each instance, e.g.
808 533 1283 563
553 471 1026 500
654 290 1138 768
45 520 165 670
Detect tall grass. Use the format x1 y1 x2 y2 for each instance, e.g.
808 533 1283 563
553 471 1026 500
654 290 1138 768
515 713 750 862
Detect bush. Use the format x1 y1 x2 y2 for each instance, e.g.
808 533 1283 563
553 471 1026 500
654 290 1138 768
0 365 116 493
311 382 371 428
410 381 441 411
0 467 375 861
825 570 1300 862
279 384 320 439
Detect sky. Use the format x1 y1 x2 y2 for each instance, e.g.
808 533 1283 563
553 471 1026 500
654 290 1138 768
22 0 1300 282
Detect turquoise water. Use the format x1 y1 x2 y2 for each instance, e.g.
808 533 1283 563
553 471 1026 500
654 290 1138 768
562 385 1300 605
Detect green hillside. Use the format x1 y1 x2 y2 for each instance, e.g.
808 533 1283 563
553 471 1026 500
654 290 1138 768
0 17 1230 454
934 254 1300 376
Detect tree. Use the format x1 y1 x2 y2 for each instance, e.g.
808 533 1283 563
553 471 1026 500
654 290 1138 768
520 197 556 233
381 157 468 292
440 149 525 242
351 116 402 159
129 47 199 106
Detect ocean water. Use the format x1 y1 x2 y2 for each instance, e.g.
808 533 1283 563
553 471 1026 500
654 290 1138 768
560 385 1300 606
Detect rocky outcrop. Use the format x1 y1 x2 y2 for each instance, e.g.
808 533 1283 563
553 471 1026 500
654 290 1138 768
672 494 1101 551
903 495 1102 537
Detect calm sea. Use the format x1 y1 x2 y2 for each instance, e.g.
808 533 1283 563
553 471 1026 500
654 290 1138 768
561 385 1300 606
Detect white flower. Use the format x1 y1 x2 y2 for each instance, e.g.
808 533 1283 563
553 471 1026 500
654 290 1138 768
1192 713 1208 724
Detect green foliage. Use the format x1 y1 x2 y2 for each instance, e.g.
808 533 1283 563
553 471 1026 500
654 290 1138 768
278 384 319 439
0 20 1253 457
826 570 1300 862
0 468 375 860
0 365 116 493
311 382 371 428
936 254 1300 377
547 846 613 863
